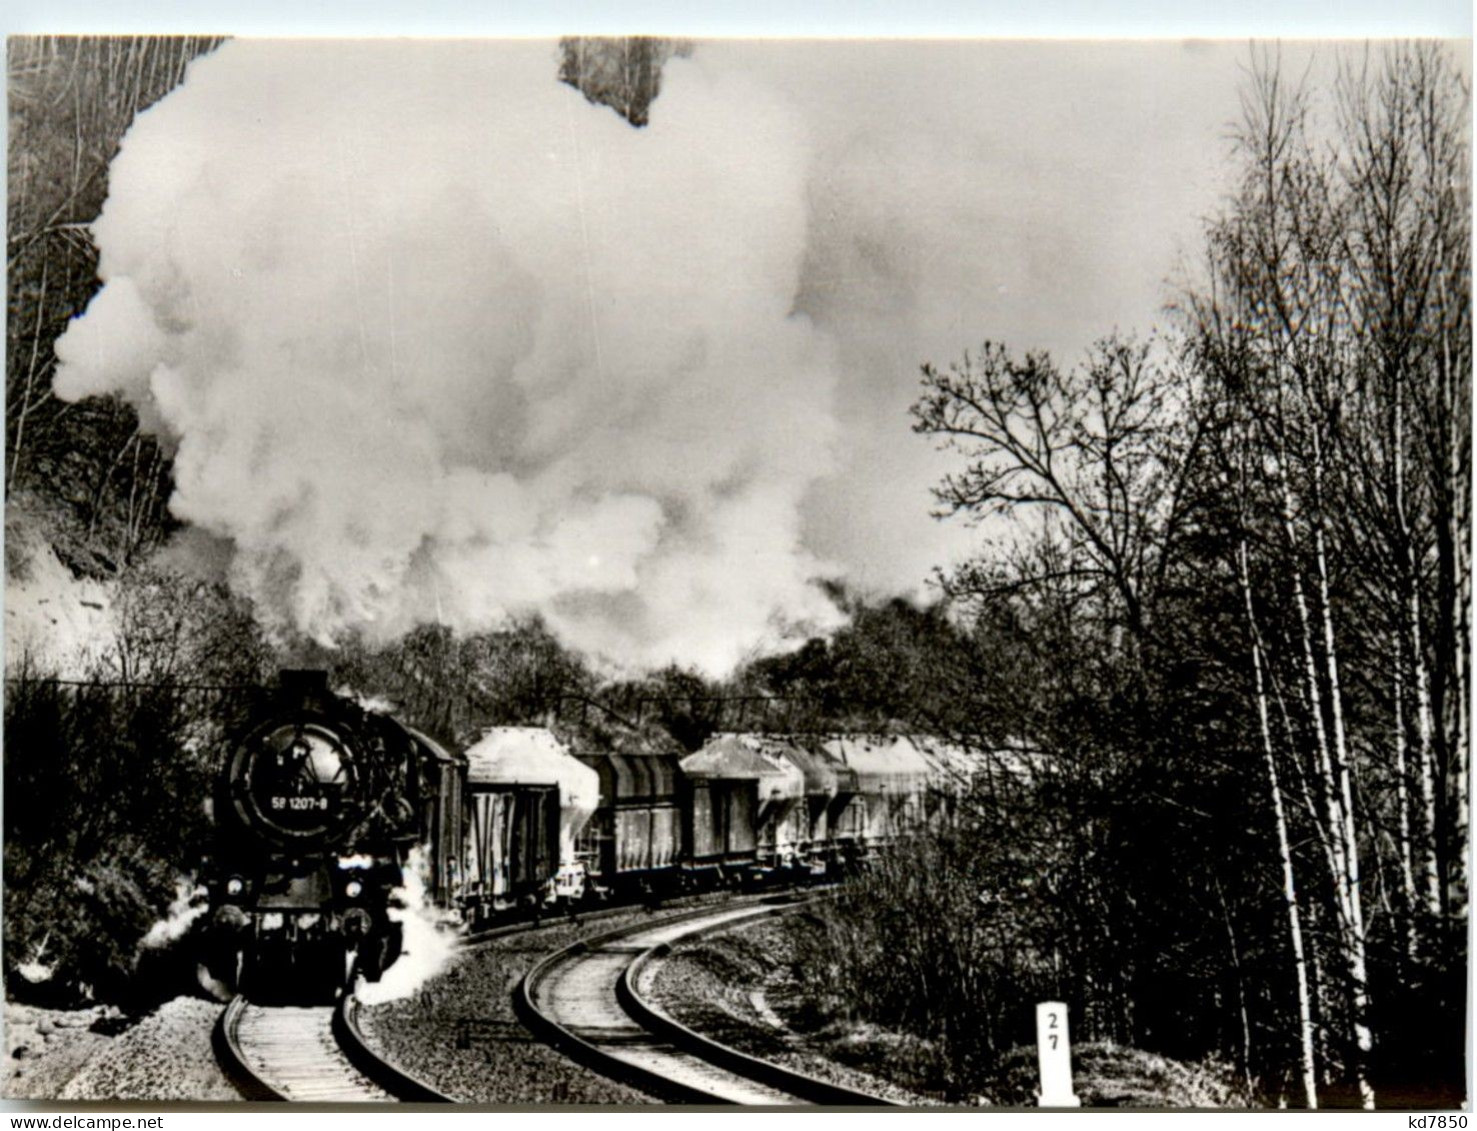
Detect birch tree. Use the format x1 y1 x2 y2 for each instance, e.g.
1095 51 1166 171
1189 49 1378 1108
1333 43 1471 933
1185 42 1470 1107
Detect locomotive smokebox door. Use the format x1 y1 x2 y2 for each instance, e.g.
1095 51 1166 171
227 721 363 847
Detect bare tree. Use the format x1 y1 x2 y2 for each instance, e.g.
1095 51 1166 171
912 335 1201 652
1333 42 1471 930
1185 42 1470 1108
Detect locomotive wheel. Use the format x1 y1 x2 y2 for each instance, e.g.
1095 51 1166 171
343 946 359 996
198 942 246 1000
196 961 232 1002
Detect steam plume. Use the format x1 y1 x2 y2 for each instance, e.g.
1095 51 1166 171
55 40 843 674
354 846 457 1005
140 878 209 949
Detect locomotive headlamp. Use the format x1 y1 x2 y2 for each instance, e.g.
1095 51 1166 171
213 904 249 933
345 880 363 899
226 877 245 896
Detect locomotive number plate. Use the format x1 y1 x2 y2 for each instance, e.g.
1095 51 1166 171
270 796 331 811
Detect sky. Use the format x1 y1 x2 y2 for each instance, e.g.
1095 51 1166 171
717 39 1262 591
40 35 1465 674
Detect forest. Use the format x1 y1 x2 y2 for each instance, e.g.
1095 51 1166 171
4 37 1470 1109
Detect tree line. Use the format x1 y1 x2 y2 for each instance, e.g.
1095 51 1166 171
806 44 1467 1108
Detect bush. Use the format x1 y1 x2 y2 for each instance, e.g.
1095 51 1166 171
3 571 270 1007
788 819 1062 1099
987 1043 1251 1108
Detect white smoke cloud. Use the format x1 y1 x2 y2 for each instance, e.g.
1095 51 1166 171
353 846 457 1005
54 40 843 676
710 40 1277 594
55 40 1290 671
140 878 209 950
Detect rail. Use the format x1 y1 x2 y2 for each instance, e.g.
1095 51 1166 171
515 896 895 1105
215 994 452 1103
617 910 898 1105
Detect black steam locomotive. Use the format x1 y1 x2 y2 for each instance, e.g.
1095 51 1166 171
198 670 462 998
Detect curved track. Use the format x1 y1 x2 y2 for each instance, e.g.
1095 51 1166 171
211 891 768 1102
517 899 895 1105
215 995 451 1103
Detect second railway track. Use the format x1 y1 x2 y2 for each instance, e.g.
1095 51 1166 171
517 897 897 1106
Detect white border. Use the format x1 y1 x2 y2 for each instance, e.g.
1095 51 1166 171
2 0 1472 39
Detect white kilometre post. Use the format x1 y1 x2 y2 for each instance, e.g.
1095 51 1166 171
1036 1001 1081 1107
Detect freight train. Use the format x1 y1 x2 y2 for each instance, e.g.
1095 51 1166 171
196 670 999 998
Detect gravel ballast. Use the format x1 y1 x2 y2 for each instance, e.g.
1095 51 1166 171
5 997 238 1102
356 902 754 1105
5 1002 116 1101
639 913 948 1106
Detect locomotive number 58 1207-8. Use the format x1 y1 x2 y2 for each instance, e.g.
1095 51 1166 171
269 795 330 811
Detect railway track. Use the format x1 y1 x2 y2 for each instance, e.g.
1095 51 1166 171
214 994 452 1102
517 897 896 1105
209 891 751 1102
214 889 865 1104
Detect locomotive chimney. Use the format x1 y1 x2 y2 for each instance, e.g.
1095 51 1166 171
278 668 330 707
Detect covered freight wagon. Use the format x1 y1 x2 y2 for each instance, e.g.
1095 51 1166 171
403 725 465 905
912 736 981 822
714 734 817 870
680 734 803 879
767 736 848 872
574 751 684 895
819 735 932 849
459 727 598 923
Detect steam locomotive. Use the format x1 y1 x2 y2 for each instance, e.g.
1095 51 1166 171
198 670 462 997
197 670 1008 999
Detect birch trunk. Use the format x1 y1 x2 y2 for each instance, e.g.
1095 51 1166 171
1310 428 1376 1110
1408 578 1443 919
1393 655 1419 963
1395 383 1444 920
1272 440 1346 903
1435 240 1470 921
1238 538 1318 1108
